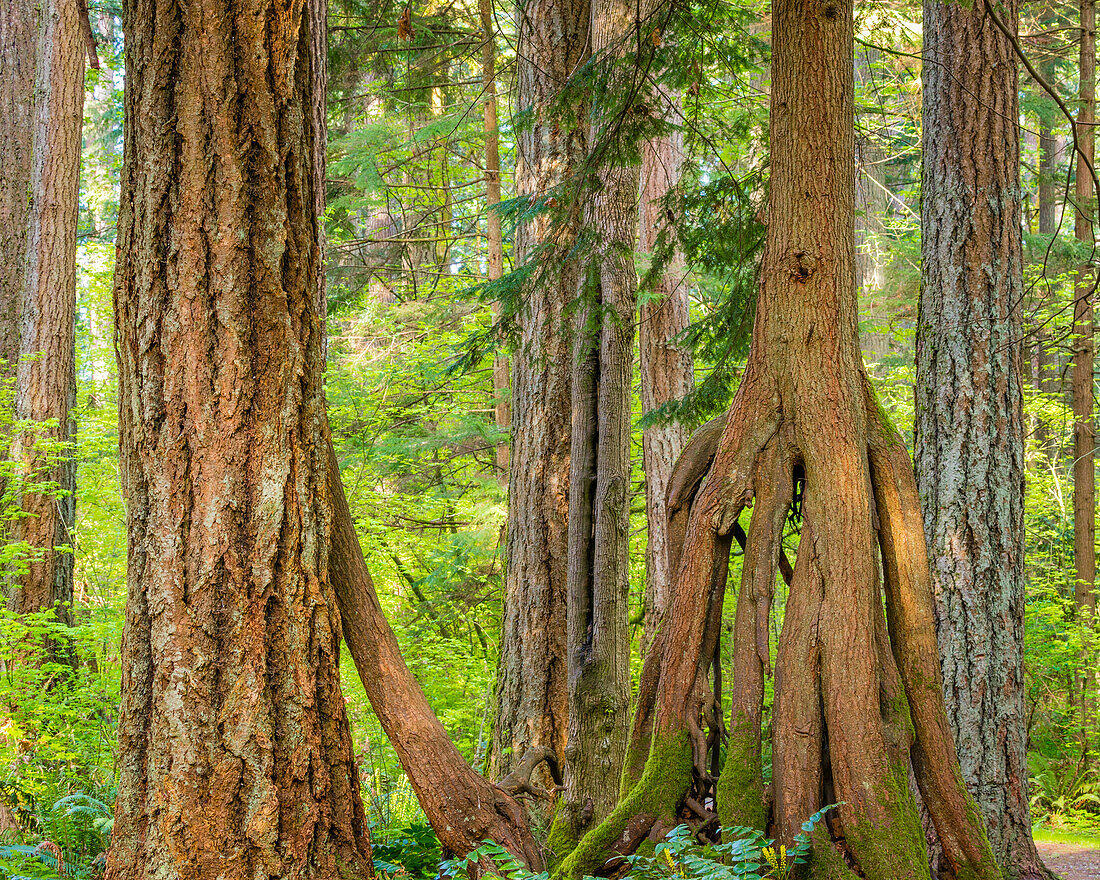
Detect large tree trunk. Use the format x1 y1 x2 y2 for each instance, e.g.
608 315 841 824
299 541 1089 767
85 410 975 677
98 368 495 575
105 0 374 876
917 3 1049 879
2 0 83 634
639 92 693 655
1074 0 1097 762
491 0 589 786
556 0 1001 876
550 0 646 849
0 0 35 377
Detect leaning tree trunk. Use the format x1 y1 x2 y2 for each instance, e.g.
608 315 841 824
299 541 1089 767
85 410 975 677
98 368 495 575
917 1 1050 877
491 0 589 786
105 0 374 876
639 90 694 655
1074 0 1097 762
3 0 83 635
555 0 1002 876
327 435 546 868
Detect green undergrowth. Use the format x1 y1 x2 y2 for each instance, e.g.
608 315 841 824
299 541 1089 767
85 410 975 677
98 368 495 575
446 807 832 880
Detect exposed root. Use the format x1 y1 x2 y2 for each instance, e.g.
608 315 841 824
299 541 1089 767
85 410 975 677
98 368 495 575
499 746 565 799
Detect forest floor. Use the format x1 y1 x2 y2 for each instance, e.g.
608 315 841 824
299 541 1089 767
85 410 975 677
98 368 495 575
1037 837 1100 879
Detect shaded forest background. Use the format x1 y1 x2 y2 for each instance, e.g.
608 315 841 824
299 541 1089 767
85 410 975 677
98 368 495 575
1 0 1099 875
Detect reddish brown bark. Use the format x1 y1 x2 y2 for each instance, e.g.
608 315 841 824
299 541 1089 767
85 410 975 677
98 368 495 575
1074 0 1098 760
106 0 373 876
557 0 1001 876
638 91 693 655
328 436 544 867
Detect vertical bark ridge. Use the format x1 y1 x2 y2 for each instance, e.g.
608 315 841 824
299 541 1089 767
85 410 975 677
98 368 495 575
107 0 373 876
7 0 84 631
491 0 589 786
918 0 1047 873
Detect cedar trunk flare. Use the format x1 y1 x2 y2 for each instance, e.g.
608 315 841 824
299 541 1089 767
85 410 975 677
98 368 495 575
557 0 1001 876
917 0 1049 876
106 0 374 876
3 0 83 629
491 0 588 784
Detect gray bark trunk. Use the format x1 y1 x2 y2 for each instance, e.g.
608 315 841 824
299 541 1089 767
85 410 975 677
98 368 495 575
491 0 588 785
917 1 1048 876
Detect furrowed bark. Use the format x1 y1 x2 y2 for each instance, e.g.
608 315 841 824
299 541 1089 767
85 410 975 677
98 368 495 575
106 0 374 874
1074 0 1098 765
491 0 589 786
639 89 693 655
918 0 1050 874
5 0 84 643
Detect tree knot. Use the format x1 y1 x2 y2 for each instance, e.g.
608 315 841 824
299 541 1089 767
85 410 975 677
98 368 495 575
786 250 818 282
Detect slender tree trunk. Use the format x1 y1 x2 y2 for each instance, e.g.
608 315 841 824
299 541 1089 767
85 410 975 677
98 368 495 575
3 0 83 636
917 3 1049 877
1033 67 1060 464
105 0 374 876
1074 0 1097 762
491 0 589 786
0 0 35 378
557 0 1001 875
481 0 510 479
639 92 693 655
854 45 890 362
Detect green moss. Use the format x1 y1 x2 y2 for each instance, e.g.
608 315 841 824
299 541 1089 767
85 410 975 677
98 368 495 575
841 756 929 880
716 714 767 832
806 825 859 880
545 801 581 870
554 731 693 880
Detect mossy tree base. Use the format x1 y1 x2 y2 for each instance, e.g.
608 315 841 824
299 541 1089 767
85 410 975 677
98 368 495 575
555 0 1004 875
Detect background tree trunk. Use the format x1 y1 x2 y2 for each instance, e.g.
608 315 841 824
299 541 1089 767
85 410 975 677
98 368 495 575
1074 0 1097 763
105 0 373 876
491 0 588 786
5 0 84 637
0 0 35 378
917 1 1047 876
639 91 693 655
481 0 510 479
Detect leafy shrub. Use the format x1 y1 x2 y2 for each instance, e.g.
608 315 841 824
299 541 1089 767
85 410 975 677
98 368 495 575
372 822 444 879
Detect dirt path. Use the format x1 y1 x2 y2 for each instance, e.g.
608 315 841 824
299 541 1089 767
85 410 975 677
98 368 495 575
1037 840 1100 879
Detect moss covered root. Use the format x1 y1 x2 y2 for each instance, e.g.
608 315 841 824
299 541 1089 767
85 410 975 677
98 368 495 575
554 732 693 880
716 714 767 832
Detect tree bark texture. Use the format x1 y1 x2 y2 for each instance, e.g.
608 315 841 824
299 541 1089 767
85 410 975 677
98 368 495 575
491 0 589 785
556 0 1001 876
0 0 35 377
551 0 650 847
638 91 693 656
918 3 1047 878
106 0 374 876
4 0 83 630
1074 0 1097 760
